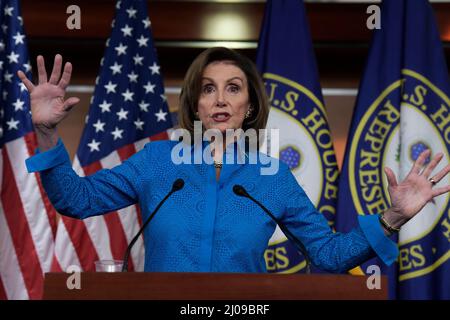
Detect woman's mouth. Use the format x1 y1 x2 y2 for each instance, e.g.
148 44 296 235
211 112 231 122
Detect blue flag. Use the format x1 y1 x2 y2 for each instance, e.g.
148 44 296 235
256 0 339 273
336 0 450 299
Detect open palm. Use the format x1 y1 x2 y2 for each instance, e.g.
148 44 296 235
17 54 79 129
385 150 450 221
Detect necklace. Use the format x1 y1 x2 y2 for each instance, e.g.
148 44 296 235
213 161 222 169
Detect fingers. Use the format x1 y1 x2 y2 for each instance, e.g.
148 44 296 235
58 62 73 89
48 54 63 85
63 97 80 112
430 163 450 184
432 185 450 198
422 152 444 178
17 70 35 93
409 149 431 175
384 167 398 187
37 55 48 84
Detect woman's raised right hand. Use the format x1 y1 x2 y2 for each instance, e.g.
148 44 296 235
17 54 80 131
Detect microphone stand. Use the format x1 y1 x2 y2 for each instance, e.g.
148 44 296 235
233 185 311 274
122 179 184 272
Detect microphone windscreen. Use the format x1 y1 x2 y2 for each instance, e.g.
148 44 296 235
172 178 185 191
233 185 248 197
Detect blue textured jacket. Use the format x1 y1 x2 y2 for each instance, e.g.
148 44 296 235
26 139 398 273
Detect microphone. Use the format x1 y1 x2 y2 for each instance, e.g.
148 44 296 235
122 178 185 272
233 185 311 274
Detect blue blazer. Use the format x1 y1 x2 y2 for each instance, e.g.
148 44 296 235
26 139 398 272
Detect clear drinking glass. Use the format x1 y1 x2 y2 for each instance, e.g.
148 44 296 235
94 259 124 272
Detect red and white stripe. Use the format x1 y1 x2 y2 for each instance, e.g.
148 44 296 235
0 133 57 300
52 132 170 273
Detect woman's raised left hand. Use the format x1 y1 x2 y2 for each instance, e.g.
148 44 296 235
383 149 450 230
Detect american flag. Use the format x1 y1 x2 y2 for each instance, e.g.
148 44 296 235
0 0 57 299
52 0 173 273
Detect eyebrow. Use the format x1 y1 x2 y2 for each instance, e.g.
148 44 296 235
201 76 244 84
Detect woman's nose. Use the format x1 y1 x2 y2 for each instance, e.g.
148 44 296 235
215 90 226 107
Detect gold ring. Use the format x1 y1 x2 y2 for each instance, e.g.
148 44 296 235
429 177 437 186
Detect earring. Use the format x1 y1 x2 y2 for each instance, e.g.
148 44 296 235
245 106 253 119
195 111 199 119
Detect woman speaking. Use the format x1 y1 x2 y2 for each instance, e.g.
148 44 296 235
18 47 450 273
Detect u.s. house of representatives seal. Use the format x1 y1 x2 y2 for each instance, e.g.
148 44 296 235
262 73 339 273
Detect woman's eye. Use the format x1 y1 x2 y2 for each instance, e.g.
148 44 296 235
228 85 240 93
203 84 214 94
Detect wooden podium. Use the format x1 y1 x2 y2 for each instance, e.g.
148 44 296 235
43 272 387 300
